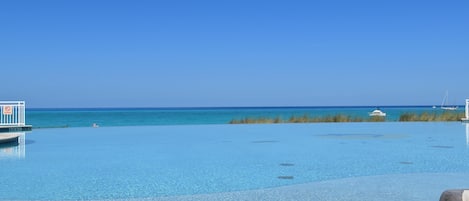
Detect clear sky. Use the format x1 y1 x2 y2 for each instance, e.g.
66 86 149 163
1 0 468 108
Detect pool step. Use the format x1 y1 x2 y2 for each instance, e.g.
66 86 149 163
0 134 20 144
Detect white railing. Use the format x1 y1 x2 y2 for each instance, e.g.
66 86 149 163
0 101 26 126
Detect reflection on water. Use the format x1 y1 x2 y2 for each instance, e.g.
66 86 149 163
0 132 26 159
466 123 469 146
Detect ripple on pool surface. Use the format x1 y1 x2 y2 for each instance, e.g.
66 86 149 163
317 133 408 140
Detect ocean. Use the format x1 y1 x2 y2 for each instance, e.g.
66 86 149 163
26 106 461 128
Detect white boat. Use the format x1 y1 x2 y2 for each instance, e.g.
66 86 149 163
441 106 458 110
369 108 386 117
441 91 458 110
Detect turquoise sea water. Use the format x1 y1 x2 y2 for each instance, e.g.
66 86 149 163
27 106 459 128
1 107 469 201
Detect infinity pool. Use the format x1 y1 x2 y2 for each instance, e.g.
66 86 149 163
1 122 469 200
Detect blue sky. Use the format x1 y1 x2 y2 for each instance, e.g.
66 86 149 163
1 0 468 108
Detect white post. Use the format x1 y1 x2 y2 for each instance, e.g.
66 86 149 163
19 101 25 126
465 99 469 121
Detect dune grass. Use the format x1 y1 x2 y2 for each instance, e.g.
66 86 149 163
229 111 465 124
229 114 384 124
398 111 465 121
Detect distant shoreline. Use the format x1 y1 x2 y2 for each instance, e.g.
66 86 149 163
25 106 466 129
26 105 463 111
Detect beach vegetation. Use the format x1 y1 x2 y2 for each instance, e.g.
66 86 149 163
369 116 385 122
399 111 464 122
229 111 465 124
230 114 379 124
229 117 276 124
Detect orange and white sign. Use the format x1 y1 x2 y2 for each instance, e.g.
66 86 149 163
3 106 13 115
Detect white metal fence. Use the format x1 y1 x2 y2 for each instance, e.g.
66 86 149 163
0 101 26 126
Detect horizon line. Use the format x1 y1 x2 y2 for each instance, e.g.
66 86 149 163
26 104 464 110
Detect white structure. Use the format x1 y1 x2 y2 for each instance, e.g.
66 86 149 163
462 99 469 122
0 101 26 126
369 109 386 117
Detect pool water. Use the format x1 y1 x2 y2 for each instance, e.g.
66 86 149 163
1 122 469 200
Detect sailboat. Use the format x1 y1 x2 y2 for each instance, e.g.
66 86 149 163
441 91 458 110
